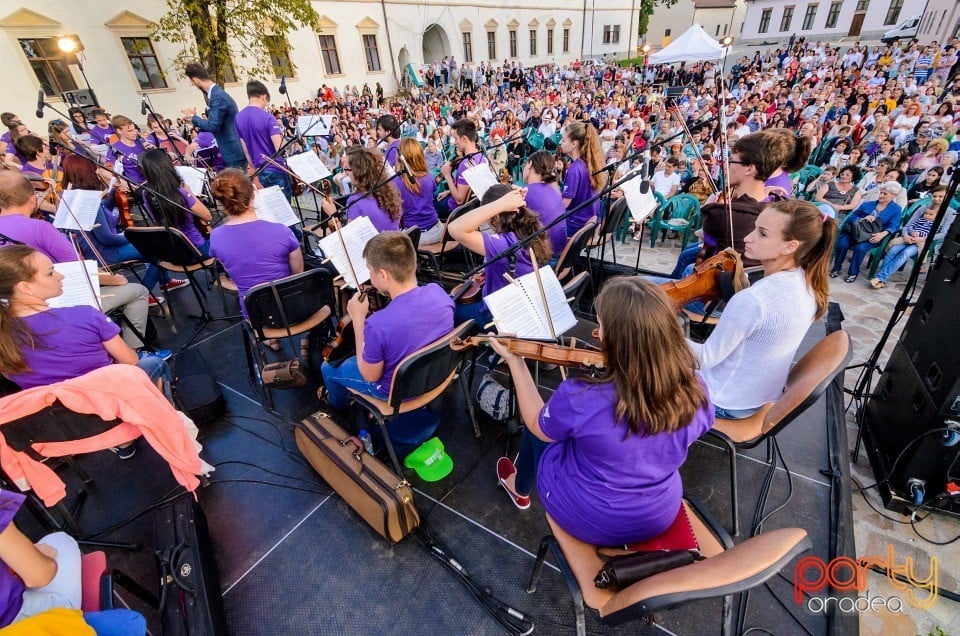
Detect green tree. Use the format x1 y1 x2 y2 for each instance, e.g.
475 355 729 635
638 0 680 42
152 0 318 83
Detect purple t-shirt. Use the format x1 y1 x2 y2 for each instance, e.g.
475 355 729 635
346 192 401 232
209 220 299 318
235 106 284 172
0 214 76 263
108 139 147 185
361 283 454 393
482 232 533 298
765 170 793 198
5 306 119 390
448 154 489 212
537 378 714 545
562 158 601 236
0 490 26 627
19 162 43 177
144 188 204 248
383 139 400 167
89 124 115 147
523 182 566 256
398 174 439 231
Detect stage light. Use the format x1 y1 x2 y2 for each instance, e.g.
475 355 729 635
57 36 78 54
642 44 651 53
720 36 734 47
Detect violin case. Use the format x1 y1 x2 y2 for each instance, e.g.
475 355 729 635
154 496 229 636
295 412 420 543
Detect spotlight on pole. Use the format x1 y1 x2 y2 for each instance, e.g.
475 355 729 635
720 36 734 47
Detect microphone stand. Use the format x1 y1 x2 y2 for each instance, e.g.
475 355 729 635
142 95 187 166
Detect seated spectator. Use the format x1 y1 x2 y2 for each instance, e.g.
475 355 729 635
813 164 862 218
908 166 944 201
830 182 904 283
651 157 682 199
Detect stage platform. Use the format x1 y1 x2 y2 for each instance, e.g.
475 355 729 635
11 278 858 635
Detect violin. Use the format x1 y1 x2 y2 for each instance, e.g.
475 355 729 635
450 273 484 305
321 285 390 362
658 249 741 307
114 189 135 230
450 335 606 370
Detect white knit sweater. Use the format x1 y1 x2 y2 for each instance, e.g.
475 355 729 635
688 268 816 410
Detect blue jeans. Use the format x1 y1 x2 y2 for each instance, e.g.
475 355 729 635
671 242 702 279
832 234 874 277
259 169 293 202
875 242 919 282
454 301 492 331
84 609 147 635
320 356 387 410
227 158 249 170
515 428 549 496
715 405 761 419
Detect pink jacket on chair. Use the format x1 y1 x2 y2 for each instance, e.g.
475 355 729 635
0 365 207 506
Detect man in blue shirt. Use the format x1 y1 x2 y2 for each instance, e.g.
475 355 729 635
181 62 246 169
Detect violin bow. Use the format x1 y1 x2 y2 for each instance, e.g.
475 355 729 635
715 76 736 250
259 154 342 223
329 215 364 294
669 99 718 193
529 247 566 381
58 190 114 312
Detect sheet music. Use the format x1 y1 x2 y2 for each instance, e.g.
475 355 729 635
462 163 498 200
483 283 550 339
620 171 657 224
317 216 378 289
253 186 301 227
53 190 102 231
48 260 101 309
176 166 207 197
518 266 577 336
296 115 332 137
286 150 332 184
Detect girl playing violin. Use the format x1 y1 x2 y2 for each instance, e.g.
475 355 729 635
690 199 837 419
322 146 401 232
448 184 553 326
138 148 212 255
145 113 188 163
521 151 567 259
559 121 605 237
491 277 713 544
395 138 443 244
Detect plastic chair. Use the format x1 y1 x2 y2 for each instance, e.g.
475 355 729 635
417 199 480 280
527 495 811 636
706 330 851 536
347 321 477 476
242 269 337 409
124 226 227 321
648 193 700 249
554 220 598 284
791 165 823 200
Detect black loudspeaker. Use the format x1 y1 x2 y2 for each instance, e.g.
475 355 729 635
861 230 960 514
61 89 97 107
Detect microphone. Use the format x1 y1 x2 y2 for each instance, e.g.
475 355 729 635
35 90 45 119
279 74 287 95
638 149 652 194
399 154 414 179
141 95 148 116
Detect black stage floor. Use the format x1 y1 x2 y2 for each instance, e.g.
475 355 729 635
12 276 857 636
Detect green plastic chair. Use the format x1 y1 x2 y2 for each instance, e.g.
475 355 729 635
525 128 544 151
791 165 823 200
618 191 665 244
866 197 931 279
648 193 701 249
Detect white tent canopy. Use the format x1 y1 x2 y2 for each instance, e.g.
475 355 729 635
647 23 728 64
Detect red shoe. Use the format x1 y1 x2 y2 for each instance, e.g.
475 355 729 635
496 457 531 510
161 278 190 292
148 294 166 307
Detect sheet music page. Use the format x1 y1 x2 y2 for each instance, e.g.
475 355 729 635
317 216 377 289
517 266 577 336
48 260 101 309
176 166 207 197
297 115 331 137
253 186 301 227
483 281 550 339
53 189 102 231
620 171 657 224
462 163 498 200
286 151 332 183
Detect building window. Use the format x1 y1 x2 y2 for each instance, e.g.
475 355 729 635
547 29 554 55
530 29 537 55
563 28 570 53
462 32 473 62
780 6 795 31
18 38 79 97
716 24 721 36
362 34 381 72
264 35 293 79
724 24 729 35
802 4 818 30
884 0 903 25
318 35 342 75
509 30 517 58
665 28 672 37
602 25 621 44
758 9 772 33
120 37 167 90
855 0 869 10
825 2 843 28
487 31 497 59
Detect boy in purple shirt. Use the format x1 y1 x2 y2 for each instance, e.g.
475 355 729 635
439 119 488 216
235 80 292 201
106 115 147 187
320 231 454 410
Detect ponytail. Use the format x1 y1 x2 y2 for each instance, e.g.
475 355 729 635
770 199 838 320
0 245 38 375
564 122 606 191
527 150 558 184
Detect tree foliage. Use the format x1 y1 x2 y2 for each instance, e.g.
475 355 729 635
638 0 680 42
152 0 318 84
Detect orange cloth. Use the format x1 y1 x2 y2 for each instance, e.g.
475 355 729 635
0 365 206 506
